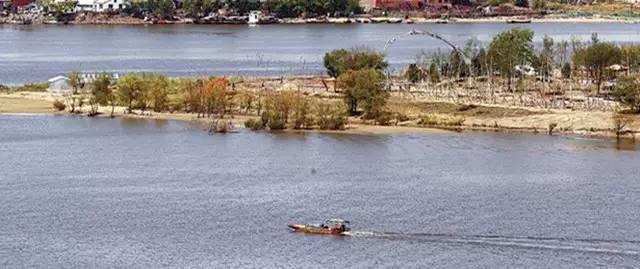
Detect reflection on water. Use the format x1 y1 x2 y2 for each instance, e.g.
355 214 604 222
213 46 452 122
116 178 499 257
615 137 638 151
564 136 638 152
153 118 169 129
1 115 640 269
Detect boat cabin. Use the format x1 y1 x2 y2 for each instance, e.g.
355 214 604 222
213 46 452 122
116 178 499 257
324 218 350 232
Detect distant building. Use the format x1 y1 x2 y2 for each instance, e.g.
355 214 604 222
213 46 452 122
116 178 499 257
79 72 120 82
359 0 377 11
46 72 119 92
93 0 128 12
11 0 33 7
47 76 70 92
75 0 95 11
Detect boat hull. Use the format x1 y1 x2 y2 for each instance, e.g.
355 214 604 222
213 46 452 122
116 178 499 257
288 224 345 235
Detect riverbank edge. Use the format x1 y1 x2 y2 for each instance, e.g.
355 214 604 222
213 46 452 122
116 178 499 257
1 94 633 139
2 15 639 26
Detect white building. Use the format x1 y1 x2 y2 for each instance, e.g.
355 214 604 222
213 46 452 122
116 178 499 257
47 76 70 92
75 0 95 11
93 0 128 12
80 72 120 83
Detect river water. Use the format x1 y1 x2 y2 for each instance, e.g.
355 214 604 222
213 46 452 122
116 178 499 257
1 114 639 268
2 23 640 85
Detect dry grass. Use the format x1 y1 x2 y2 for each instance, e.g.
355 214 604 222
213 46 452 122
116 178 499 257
0 96 53 113
387 98 540 119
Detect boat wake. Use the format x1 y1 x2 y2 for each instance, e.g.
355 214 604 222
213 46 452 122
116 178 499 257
341 231 640 256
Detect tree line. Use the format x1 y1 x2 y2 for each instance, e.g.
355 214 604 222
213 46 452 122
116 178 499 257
401 28 640 113
123 0 362 20
55 72 349 131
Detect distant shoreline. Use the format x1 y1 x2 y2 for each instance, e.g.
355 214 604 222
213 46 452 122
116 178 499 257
2 15 639 26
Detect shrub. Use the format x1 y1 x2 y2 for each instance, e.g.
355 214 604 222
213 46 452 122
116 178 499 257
317 115 347 130
295 115 315 130
418 114 439 126
445 117 466 126
561 63 572 79
52 100 66 111
209 119 233 133
457 104 477 112
548 122 558 135
267 117 286 130
613 76 640 113
244 118 264 131
16 83 48 92
315 102 347 130
418 114 465 126
375 111 393 126
405 64 426 83
244 118 256 128
292 94 313 129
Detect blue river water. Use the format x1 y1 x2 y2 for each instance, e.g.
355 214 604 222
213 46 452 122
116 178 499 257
1 114 639 268
2 22 640 85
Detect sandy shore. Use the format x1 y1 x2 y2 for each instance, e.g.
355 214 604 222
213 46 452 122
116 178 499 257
0 95 53 113
1 92 638 138
0 93 449 135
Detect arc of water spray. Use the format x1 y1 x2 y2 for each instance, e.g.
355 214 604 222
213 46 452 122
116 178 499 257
383 29 472 65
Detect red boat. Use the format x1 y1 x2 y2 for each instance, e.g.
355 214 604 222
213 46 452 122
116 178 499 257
288 219 350 235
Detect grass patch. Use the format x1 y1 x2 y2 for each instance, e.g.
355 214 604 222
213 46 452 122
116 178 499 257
15 83 48 92
417 114 465 127
389 100 539 118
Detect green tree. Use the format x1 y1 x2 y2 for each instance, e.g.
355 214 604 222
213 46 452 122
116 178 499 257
143 74 169 112
613 76 640 113
429 62 441 83
621 44 640 74
488 28 534 91
572 42 622 94
405 64 426 83
536 35 555 82
49 0 75 21
148 0 175 19
323 48 387 78
448 50 469 78
89 73 112 116
117 74 145 113
68 71 82 95
471 48 489 76
66 71 83 113
183 0 217 18
337 68 387 118
533 0 546 10
225 0 260 15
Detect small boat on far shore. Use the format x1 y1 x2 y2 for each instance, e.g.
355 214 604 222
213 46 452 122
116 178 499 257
506 17 532 24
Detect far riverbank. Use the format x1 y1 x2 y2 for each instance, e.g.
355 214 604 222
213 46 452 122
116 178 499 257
2 14 639 26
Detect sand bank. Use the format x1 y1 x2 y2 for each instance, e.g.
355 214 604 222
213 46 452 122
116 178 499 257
1 92 638 139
